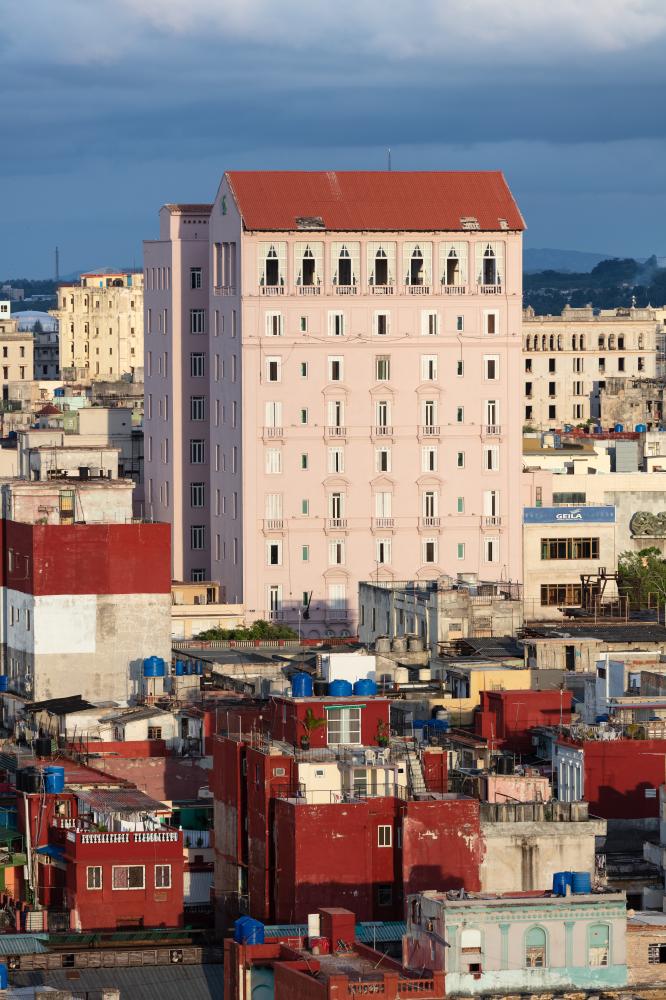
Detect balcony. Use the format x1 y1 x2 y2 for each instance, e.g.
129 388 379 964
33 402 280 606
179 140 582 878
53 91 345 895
405 284 431 295
483 516 503 527
214 285 235 296
326 425 347 438
263 518 285 531
420 516 441 529
441 284 466 295
373 517 395 530
476 284 503 295
420 425 440 437
260 285 285 296
483 424 502 436
334 285 357 295
373 425 393 438
327 518 348 531
370 285 394 295
297 285 321 296
263 426 284 440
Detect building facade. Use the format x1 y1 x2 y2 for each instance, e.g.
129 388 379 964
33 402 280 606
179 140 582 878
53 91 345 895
144 171 525 636
523 305 658 429
0 304 34 404
51 272 143 380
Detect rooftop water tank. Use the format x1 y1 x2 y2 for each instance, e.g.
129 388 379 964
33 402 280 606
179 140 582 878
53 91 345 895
35 737 52 759
313 679 328 697
614 423 624 433
195 661 204 676
418 667 432 682
0 963 7 989
175 660 186 676
408 636 424 652
394 667 410 685
291 672 314 698
392 637 407 653
375 637 391 654
328 679 353 697
636 423 647 432
44 765 65 795
239 918 265 945
571 871 591 894
0 676 8 693
434 708 448 721
353 679 377 696
552 871 572 896
143 656 166 677
233 916 251 943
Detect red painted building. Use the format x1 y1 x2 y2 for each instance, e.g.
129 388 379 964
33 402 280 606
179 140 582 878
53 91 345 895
475 689 572 753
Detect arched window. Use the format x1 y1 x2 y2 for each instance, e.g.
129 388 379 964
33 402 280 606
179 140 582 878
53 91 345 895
572 335 577 350
580 335 585 350
525 926 547 968
598 335 605 350
410 246 425 286
608 334 616 350
300 245 316 287
446 248 460 285
541 335 547 351
549 335 555 351
375 248 388 286
557 335 563 350
638 333 644 349
483 246 496 285
265 245 279 287
588 924 609 967
338 246 352 287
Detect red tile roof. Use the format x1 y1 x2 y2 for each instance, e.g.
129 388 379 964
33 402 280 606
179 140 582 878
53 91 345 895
226 171 524 233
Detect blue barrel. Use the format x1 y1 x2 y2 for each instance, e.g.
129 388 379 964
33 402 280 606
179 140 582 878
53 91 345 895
427 719 449 732
412 720 427 731
328 679 353 697
291 672 313 697
240 918 265 945
594 425 602 434
614 423 624 433
636 423 647 432
185 661 194 675
44 766 65 794
353 679 377 696
233 916 250 943
0 962 7 988
175 660 186 676
552 871 571 896
143 656 166 677
0 676 8 692
572 871 591 894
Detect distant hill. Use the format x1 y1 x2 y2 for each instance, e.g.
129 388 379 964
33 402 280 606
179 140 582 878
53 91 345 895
524 248 613 273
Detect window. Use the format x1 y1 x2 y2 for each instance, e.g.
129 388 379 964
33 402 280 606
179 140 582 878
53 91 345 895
541 537 600 560
457 542 465 559
423 399 437 427
377 825 392 847
457 360 464 376
300 361 308 377
484 311 498 335
327 706 361 745
457 497 465 513
618 357 625 372
259 242 286 288
155 864 171 889
376 447 391 472
648 943 666 965
422 538 437 564
190 309 205 334
190 525 205 550
328 356 343 381
265 312 283 337
375 312 389 336
525 358 532 372
422 447 437 472
265 448 282 474
301 453 309 470
190 267 202 289
190 396 205 421
456 315 464 332
112 865 145 890
190 483 205 507
376 537 392 564
574 357 584 372
422 355 437 381
377 884 393 907
422 311 438 336
457 451 465 468
484 356 499 380
332 242 359 287
301 545 310 561
87 866 102 890
368 243 395 287
329 492 344 518
300 408 309 425
190 352 205 378
541 584 583 606
329 539 345 565
553 491 586 505
376 400 391 428
329 312 345 337
375 355 391 380
456 406 464 422
266 356 281 382
267 540 282 565
375 491 392 518
525 927 547 968
147 726 162 740
265 400 283 428
328 447 344 473
484 536 499 563
484 445 499 471
588 924 609 967
423 490 438 518
301 499 309 515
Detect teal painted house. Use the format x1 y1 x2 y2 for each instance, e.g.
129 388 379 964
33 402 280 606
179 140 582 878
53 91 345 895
404 888 627 995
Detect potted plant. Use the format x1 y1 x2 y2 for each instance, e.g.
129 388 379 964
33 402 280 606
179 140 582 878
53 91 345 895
376 720 390 748
300 708 326 750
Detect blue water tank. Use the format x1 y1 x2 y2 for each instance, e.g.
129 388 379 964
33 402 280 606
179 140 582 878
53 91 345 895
614 423 624 433
233 916 250 943
175 660 186 676
636 423 647 433
594 425 602 434
412 720 427 730
571 871 591 894
0 962 7 989
291 672 314 698
328 679 353 697
54 387 65 397
44 766 65 795
195 661 204 676
427 719 449 732
353 679 377 696
552 871 569 896
143 656 166 677
240 918 265 945
0 676 8 693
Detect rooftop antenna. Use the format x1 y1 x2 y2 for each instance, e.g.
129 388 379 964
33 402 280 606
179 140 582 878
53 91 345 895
387 148 392 172
54 246 60 283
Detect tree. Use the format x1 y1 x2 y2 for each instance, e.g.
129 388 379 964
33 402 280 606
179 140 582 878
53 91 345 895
617 548 666 608
194 619 298 641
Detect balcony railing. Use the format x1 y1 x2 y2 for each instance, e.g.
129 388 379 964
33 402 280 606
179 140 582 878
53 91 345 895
335 285 357 295
327 517 348 530
420 425 440 437
370 285 394 295
483 424 502 436
263 426 284 438
67 829 180 845
374 425 393 437
326 425 347 438
297 285 321 295
477 284 503 294
420 516 441 528
260 286 285 296
441 284 466 295
373 517 395 529
483 516 503 527
264 518 284 530
214 285 236 296
405 285 431 295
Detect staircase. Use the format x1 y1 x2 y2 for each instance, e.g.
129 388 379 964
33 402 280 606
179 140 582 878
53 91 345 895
406 748 429 797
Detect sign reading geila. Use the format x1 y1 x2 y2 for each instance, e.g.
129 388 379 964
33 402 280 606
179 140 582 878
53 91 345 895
523 506 616 524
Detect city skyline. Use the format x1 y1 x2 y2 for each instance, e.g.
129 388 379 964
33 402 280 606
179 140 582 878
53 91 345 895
2 0 666 275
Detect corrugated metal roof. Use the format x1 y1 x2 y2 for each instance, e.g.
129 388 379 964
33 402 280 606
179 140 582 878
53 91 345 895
226 171 525 233
13 964 225 999
76 788 170 815
0 934 49 955
263 921 405 943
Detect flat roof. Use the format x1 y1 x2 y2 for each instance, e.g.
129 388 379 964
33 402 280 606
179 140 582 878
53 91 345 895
76 787 171 815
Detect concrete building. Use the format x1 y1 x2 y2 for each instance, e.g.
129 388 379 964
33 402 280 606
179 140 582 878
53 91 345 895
0 306 34 405
523 304 658 429
144 171 526 635
51 272 143 381
170 580 244 640
600 376 664 430
405 888 627 994
0 475 171 703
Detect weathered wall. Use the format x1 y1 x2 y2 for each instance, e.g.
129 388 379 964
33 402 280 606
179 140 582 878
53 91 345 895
402 798 482 896
479 818 604 891
627 924 666 986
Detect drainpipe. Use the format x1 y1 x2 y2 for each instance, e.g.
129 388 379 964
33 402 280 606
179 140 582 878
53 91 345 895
23 793 34 904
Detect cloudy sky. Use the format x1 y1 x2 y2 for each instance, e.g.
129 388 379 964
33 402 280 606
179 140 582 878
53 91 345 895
2 0 665 276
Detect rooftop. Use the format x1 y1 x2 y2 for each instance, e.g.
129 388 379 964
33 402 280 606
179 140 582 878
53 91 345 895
226 170 525 233
521 624 666 644
421 888 624 907
105 707 172 725
76 787 171 815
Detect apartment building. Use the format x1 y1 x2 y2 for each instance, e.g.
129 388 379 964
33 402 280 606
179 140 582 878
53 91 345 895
51 272 143 380
0 302 34 403
144 172 525 636
523 305 658 429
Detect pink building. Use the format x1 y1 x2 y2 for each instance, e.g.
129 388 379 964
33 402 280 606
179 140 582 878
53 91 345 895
143 172 525 637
